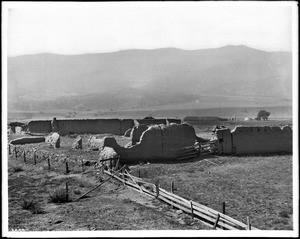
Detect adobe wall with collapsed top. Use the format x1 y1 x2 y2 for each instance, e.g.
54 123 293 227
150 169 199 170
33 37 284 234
27 118 134 135
217 126 292 155
27 120 52 133
104 123 196 162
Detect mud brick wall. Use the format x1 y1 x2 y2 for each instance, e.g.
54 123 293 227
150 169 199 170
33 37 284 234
217 126 292 155
167 118 182 124
56 119 134 135
27 120 52 133
231 126 292 154
216 129 232 154
136 118 167 126
103 123 197 162
27 119 134 135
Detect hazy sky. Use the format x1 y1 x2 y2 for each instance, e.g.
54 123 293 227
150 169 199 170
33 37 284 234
4 2 295 57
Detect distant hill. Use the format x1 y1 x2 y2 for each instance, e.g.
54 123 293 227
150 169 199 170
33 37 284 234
7 45 292 112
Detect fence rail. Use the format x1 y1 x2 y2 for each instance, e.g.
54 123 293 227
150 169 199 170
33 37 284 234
104 169 258 230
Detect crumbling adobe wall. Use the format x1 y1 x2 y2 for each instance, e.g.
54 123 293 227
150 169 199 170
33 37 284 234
231 126 292 154
130 124 149 145
136 118 167 126
216 126 292 155
167 118 182 124
45 118 133 135
56 119 122 135
216 129 232 154
103 123 196 162
27 120 52 133
120 119 135 135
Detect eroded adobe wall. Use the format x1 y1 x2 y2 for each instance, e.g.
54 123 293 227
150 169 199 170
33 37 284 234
167 118 182 124
120 119 135 135
216 126 293 155
216 129 232 154
28 120 52 133
56 119 123 135
136 118 167 126
231 126 292 154
110 123 197 162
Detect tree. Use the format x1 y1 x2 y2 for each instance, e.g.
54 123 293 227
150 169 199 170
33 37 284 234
256 110 271 121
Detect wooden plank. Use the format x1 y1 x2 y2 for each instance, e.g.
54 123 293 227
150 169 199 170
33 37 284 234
112 171 256 230
213 214 220 229
75 165 126 201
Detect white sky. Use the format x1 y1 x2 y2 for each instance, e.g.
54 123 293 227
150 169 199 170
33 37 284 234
3 2 295 57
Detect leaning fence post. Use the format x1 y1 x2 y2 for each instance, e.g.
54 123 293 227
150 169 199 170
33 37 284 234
65 182 69 201
222 201 226 230
247 216 251 230
213 214 220 229
155 180 160 198
190 201 194 219
81 159 85 172
33 151 37 165
65 161 69 174
47 157 51 170
23 150 26 163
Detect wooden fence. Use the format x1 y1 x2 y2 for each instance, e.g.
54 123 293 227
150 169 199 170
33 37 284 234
104 169 259 230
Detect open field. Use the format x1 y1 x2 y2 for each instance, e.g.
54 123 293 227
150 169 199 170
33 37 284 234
6 125 293 231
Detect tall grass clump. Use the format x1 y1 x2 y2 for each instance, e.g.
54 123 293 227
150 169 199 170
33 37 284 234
20 198 44 214
48 188 71 203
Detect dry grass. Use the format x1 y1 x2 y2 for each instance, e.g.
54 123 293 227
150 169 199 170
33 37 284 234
130 154 293 230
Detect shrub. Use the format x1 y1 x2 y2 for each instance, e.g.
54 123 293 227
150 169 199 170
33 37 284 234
279 210 289 218
73 189 81 195
48 188 71 203
21 198 44 214
12 166 24 173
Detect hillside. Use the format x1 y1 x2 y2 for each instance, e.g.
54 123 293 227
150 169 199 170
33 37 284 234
7 45 292 112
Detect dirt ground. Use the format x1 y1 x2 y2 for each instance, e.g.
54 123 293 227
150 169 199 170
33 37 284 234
5 126 293 232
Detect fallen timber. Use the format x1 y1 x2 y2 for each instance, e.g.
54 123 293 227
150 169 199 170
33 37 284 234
104 169 259 230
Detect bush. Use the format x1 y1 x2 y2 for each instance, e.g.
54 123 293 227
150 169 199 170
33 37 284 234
73 189 81 195
12 166 24 173
48 188 71 203
21 198 44 214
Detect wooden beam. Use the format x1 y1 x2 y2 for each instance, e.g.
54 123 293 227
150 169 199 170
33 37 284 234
75 165 126 201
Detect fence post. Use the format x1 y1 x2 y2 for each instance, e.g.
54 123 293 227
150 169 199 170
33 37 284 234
65 162 69 174
14 146 17 158
155 180 160 198
222 201 226 230
23 150 26 163
8 144 11 155
190 201 194 219
171 182 175 208
138 169 141 178
213 214 220 229
33 151 37 165
247 216 251 230
81 159 85 172
47 157 51 170
65 182 69 201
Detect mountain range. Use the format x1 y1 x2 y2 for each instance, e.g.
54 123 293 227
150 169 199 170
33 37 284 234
7 45 292 112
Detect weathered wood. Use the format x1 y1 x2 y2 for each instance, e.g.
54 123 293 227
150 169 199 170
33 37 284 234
23 151 26 163
65 162 69 174
75 165 126 201
213 214 220 229
247 216 251 230
65 182 69 201
47 157 50 170
81 159 85 172
14 146 17 158
155 180 160 198
105 170 258 230
190 201 194 219
9 144 11 155
222 201 226 230
33 151 37 165
138 170 141 178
